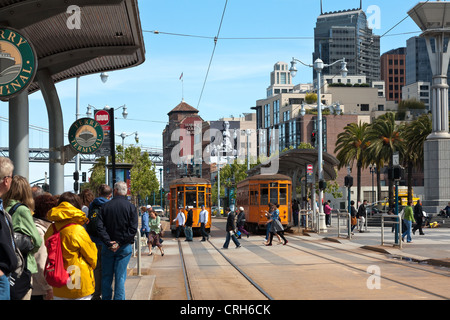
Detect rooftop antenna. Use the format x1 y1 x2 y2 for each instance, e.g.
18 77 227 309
360 0 362 10
320 0 323 14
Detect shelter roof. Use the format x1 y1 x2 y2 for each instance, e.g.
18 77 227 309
248 149 340 181
0 0 145 92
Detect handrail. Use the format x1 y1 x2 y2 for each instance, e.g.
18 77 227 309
335 210 352 239
381 214 402 249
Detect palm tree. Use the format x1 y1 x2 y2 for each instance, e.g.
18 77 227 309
335 121 370 204
366 112 404 207
401 114 432 202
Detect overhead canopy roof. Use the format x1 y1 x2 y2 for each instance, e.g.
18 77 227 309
248 149 340 181
0 0 145 93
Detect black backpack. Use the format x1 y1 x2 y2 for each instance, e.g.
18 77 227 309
86 204 101 238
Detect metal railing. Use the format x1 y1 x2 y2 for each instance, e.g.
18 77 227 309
381 214 402 249
335 210 352 239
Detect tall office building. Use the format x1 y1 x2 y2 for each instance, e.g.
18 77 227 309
381 47 406 104
313 1 380 84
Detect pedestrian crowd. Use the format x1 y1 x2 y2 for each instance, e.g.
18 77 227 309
0 156 142 301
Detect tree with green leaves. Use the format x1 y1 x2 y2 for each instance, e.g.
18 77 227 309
335 121 371 204
365 112 404 207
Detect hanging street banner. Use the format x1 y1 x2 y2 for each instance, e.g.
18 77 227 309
68 118 104 154
0 27 37 101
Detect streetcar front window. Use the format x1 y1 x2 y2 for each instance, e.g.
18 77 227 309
186 191 197 207
198 191 205 207
177 191 184 209
261 186 268 205
270 187 278 205
279 187 287 205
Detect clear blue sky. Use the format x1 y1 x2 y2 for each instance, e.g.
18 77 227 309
0 0 425 189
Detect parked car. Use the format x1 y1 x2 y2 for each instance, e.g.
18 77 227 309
212 206 224 216
152 205 164 216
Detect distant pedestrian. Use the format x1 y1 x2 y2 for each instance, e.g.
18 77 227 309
96 181 138 300
87 184 112 300
184 207 193 241
31 194 57 300
236 207 249 238
222 207 241 249
0 157 17 301
148 209 164 256
292 199 299 226
140 206 150 240
402 201 415 243
45 192 97 300
198 204 209 241
350 200 357 235
324 200 332 227
357 200 367 233
413 199 425 236
3 175 43 300
265 203 287 246
173 206 185 240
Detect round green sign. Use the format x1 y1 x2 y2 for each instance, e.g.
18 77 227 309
0 27 37 100
69 118 104 154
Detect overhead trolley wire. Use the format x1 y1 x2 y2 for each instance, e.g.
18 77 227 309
196 0 228 109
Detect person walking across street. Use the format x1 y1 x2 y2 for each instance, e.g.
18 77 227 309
402 201 415 243
222 207 241 249
148 209 164 256
173 206 185 240
86 184 112 300
265 203 287 246
357 200 367 233
198 204 209 241
0 157 17 300
184 207 193 241
236 207 249 239
413 199 425 236
96 181 138 300
45 192 98 300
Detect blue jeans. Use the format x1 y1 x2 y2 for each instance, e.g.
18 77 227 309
101 243 132 300
0 274 10 300
223 231 240 248
402 220 413 242
185 226 193 241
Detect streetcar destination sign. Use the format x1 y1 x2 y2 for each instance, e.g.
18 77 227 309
68 118 104 154
0 27 37 101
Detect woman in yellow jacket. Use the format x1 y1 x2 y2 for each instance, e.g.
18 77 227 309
44 192 97 300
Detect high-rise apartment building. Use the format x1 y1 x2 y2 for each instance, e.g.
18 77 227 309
313 2 380 84
381 47 406 104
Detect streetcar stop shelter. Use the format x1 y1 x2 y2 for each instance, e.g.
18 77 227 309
0 0 145 194
247 148 340 200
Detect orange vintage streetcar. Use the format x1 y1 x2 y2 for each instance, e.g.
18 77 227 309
168 176 212 234
236 174 292 233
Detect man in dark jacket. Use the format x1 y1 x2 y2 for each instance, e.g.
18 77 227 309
184 207 193 241
222 207 241 249
412 199 425 235
87 184 112 300
0 157 17 300
96 181 138 300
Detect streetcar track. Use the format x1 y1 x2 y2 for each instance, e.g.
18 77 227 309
177 237 273 300
283 235 450 299
285 234 450 277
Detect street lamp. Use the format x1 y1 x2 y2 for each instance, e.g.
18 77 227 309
408 2 450 213
290 56 347 233
118 131 139 159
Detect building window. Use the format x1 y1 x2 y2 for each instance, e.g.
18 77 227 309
264 104 270 128
273 100 280 124
361 104 370 111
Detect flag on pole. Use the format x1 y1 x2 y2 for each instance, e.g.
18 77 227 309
179 72 183 80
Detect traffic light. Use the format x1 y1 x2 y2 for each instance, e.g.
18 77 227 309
73 171 79 181
388 167 404 180
318 180 327 191
344 175 353 188
311 131 317 145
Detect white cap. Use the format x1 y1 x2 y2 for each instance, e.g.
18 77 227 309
146 205 152 209
239 207 244 211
